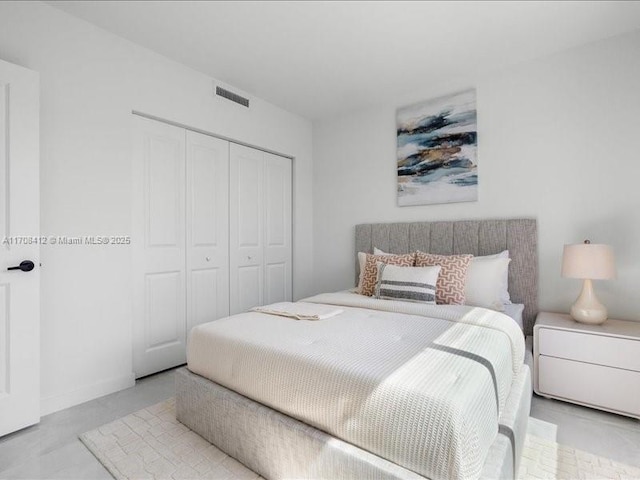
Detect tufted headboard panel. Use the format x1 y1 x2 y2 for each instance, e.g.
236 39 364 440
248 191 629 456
355 219 538 335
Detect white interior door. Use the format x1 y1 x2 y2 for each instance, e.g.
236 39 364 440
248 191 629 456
186 131 229 332
132 117 186 378
230 144 264 315
230 145 292 314
264 153 292 305
0 59 40 436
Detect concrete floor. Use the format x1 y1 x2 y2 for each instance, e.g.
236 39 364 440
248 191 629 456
0 368 638 479
530 394 640 470
0 369 175 479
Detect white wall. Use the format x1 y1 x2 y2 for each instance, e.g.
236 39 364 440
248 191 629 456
0 1 314 414
313 30 640 324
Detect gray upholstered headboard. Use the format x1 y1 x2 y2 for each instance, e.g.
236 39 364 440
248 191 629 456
355 219 538 335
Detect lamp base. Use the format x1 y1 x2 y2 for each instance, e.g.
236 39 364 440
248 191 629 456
570 278 608 325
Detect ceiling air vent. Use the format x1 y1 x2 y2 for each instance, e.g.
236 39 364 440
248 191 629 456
215 86 250 108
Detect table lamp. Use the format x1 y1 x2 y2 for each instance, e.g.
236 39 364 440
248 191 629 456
561 240 616 325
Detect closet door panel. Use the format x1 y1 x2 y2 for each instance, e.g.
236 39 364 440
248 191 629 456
230 144 264 314
133 117 186 378
146 271 182 349
238 266 262 313
186 131 229 331
147 137 182 247
264 153 292 304
190 269 220 328
266 263 286 304
238 161 262 247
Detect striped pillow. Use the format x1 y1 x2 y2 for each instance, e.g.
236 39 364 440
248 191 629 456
375 263 441 304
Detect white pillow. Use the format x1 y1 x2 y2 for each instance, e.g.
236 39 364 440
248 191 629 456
474 250 511 305
465 256 511 311
375 263 441 304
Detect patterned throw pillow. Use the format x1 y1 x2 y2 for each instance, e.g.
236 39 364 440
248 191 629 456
414 251 473 305
360 253 415 296
375 263 441 304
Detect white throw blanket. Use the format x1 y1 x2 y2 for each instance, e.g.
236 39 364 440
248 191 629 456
188 291 525 480
251 302 343 320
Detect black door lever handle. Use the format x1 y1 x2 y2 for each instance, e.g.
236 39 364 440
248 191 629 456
7 260 35 272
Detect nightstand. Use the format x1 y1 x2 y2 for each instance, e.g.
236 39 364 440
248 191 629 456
534 312 640 419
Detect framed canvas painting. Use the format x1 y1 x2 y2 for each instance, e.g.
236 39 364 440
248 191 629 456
397 89 477 206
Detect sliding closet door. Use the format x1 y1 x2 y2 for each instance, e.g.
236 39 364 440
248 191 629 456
133 117 187 378
133 118 290 374
186 131 229 332
230 144 264 314
264 153 292 304
230 144 292 315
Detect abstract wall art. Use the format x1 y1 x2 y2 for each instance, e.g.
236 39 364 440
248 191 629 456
396 89 477 206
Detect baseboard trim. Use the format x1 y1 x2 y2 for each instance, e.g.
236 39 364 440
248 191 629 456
40 372 136 416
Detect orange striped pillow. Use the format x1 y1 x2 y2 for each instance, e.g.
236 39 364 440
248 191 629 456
415 251 473 305
360 253 415 296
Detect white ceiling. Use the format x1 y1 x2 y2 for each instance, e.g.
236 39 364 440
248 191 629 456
48 1 640 120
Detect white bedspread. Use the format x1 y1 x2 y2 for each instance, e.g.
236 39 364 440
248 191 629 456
187 292 525 480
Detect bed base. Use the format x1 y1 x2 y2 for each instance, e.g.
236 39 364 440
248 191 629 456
176 366 531 480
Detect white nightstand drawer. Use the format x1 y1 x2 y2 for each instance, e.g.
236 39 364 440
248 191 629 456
538 328 640 372
538 356 640 417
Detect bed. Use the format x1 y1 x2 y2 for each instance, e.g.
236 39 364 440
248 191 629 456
176 218 537 480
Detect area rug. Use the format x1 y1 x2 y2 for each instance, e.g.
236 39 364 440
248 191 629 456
517 434 640 480
80 398 640 480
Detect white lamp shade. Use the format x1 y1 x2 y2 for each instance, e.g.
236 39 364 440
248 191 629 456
561 243 616 280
